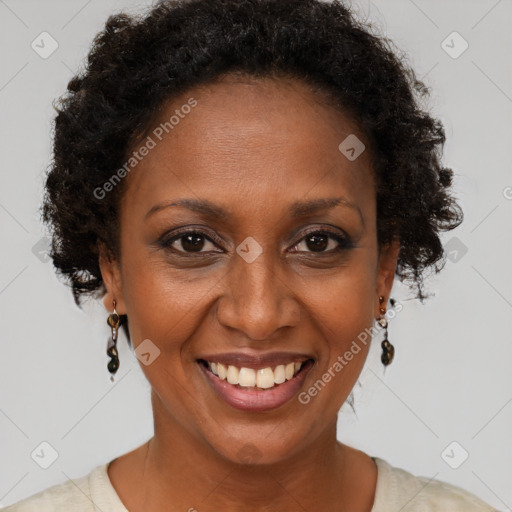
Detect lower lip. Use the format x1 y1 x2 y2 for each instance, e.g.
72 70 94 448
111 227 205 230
198 360 314 412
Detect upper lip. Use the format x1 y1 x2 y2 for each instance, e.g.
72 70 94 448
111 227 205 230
197 351 314 369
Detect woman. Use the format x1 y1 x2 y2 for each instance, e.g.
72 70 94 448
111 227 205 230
2 0 500 510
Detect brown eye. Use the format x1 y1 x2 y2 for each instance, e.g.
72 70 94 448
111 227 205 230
162 231 219 253
291 230 353 254
179 233 207 252
304 233 330 252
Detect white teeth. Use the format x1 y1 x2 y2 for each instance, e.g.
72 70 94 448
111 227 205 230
285 362 295 380
239 367 256 387
217 363 227 380
227 365 239 385
206 360 305 389
274 365 286 384
256 367 275 389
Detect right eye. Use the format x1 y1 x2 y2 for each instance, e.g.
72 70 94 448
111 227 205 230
160 230 221 254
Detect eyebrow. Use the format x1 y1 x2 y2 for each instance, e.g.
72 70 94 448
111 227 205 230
145 197 362 223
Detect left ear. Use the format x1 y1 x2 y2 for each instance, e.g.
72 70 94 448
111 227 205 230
375 238 401 316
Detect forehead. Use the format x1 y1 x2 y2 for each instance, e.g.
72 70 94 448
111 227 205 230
121 74 375 221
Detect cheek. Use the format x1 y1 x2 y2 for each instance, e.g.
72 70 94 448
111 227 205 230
122 262 207 346
299 253 376 399
305 247 376 333
119 262 206 414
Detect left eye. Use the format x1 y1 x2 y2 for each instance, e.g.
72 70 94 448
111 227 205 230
290 231 348 253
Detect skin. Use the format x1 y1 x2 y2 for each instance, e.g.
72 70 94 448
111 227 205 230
99 73 400 512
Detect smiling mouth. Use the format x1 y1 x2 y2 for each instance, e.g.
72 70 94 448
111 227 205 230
197 358 314 390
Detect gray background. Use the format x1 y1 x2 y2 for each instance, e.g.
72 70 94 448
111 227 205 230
0 0 511 509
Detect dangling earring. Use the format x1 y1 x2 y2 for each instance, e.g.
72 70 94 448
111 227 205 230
378 295 395 367
107 299 120 382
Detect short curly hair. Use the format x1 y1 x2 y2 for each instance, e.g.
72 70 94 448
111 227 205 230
42 0 463 341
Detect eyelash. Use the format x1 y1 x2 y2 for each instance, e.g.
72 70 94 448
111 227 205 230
159 227 354 255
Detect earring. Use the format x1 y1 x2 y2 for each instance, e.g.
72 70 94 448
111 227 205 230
106 299 120 382
378 295 395 366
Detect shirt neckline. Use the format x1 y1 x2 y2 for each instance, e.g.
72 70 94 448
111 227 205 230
370 456 393 512
89 460 131 512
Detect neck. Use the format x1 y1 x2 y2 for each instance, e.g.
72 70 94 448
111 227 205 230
126 394 374 512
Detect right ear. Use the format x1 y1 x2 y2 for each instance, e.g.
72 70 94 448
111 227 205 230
98 241 126 315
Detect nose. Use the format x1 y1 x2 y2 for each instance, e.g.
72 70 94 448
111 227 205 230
215 251 301 341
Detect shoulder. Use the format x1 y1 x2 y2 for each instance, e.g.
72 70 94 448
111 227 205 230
0 471 94 512
0 463 123 512
372 457 500 512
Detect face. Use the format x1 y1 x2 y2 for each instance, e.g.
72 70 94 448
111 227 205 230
100 73 399 464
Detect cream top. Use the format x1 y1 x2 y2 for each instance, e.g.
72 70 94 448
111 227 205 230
1 457 499 511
